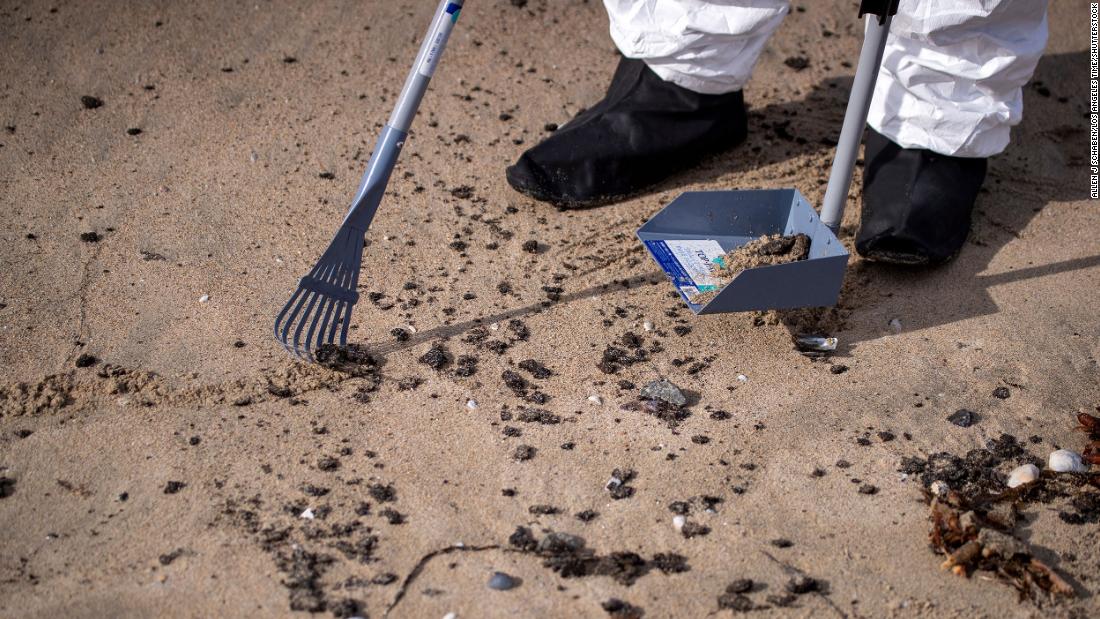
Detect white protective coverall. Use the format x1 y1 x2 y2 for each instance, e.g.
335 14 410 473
603 0 1048 158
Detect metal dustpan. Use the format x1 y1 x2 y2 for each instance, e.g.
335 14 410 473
637 1 898 315
638 189 849 313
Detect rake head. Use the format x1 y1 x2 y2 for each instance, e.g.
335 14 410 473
274 225 364 360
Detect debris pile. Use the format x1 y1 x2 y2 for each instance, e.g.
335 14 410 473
910 413 1100 602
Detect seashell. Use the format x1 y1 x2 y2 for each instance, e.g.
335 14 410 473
1048 449 1088 473
929 480 950 497
1006 464 1039 488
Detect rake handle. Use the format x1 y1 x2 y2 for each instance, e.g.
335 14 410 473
819 5 895 233
343 0 464 231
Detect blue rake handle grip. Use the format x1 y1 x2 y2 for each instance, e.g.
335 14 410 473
343 0 464 231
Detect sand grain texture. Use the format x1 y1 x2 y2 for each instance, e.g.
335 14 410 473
1 1 1098 618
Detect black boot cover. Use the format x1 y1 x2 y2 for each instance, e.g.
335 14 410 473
506 57 748 207
856 128 987 265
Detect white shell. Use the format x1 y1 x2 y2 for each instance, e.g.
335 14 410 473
672 515 686 532
465 399 478 410
736 374 748 382
300 508 315 520
198 294 210 303
1006 464 1039 488
587 395 602 405
1048 449 1088 473
643 321 655 332
929 480 950 498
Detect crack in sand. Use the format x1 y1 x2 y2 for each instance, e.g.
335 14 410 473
384 544 506 617
63 241 104 369
760 550 847 618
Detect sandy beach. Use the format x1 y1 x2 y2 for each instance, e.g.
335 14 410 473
1 1 1098 617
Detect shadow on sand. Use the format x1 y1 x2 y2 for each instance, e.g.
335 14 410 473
358 50 1098 357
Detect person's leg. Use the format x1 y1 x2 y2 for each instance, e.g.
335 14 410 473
506 1 789 207
858 0 1049 264
605 0 788 95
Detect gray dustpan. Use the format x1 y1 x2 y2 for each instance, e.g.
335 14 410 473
638 1 898 314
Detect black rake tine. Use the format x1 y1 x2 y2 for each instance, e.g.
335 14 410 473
306 265 342 356
277 285 311 354
324 299 345 346
335 254 362 346
298 256 344 358
324 234 361 348
324 261 355 346
281 257 332 357
282 289 313 358
337 298 353 347
312 295 337 352
274 285 305 342
291 289 323 359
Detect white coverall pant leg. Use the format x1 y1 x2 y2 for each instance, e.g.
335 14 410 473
602 0 1048 158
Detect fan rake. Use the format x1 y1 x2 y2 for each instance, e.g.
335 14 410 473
274 226 364 360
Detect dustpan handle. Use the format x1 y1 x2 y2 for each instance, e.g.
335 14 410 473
819 2 897 233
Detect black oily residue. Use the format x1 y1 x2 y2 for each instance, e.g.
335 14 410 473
453 354 478 377
597 345 646 374
502 369 528 393
515 407 561 425
607 468 637 500
898 433 1034 496
621 399 690 428
275 547 335 612
368 483 397 503
602 598 645 618
387 531 686 615
518 359 552 378
315 343 382 384
1059 491 1100 525
508 526 689 585
220 497 372 616
418 344 451 370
